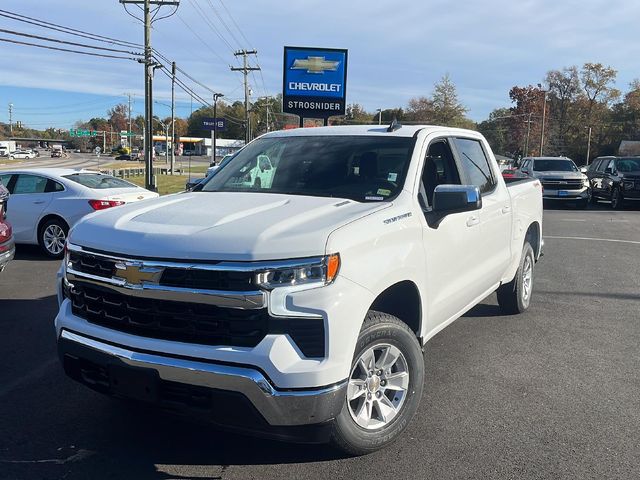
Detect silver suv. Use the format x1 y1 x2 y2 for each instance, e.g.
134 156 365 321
518 156 590 208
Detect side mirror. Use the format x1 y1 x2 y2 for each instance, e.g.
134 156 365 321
580 167 588 174
427 185 482 227
605 167 613 174
521 168 529 175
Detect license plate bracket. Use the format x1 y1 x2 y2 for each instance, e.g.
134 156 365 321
109 364 159 402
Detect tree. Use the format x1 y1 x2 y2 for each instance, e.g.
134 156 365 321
545 66 581 155
108 104 129 132
405 96 434 122
431 74 468 126
477 108 512 156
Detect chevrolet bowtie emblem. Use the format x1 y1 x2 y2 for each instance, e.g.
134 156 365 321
114 262 163 287
291 56 340 74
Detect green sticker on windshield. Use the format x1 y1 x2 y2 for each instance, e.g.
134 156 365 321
377 188 391 196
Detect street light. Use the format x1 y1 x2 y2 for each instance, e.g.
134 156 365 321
585 126 593 166
377 108 382 125
539 90 547 156
212 92 224 165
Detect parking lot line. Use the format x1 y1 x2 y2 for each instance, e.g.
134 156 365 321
545 235 640 245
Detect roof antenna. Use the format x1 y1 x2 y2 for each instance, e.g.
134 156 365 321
387 118 402 132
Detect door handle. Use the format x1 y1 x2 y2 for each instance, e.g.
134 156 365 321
33 200 45 205
466 215 480 227
501 205 511 214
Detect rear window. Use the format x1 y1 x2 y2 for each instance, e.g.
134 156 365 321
63 174 137 189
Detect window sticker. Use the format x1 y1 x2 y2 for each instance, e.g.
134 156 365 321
377 188 391 196
387 172 398 182
365 196 384 201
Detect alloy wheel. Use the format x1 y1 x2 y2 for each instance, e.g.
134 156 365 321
43 224 66 255
347 343 409 430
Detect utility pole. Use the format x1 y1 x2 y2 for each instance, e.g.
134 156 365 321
377 108 382 125
539 91 547 156
212 93 224 165
231 50 260 144
124 93 133 150
170 61 176 174
523 112 533 157
119 0 179 190
8 103 13 135
586 126 592 165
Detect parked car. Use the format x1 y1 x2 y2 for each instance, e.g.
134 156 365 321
587 156 640 209
0 181 14 272
10 151 36 160
114 154 134 161
517 156 590 208
55 125 543 454
51 150 63 158
501 168 518 179
0 169 159 258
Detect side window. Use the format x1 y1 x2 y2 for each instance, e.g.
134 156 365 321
588 159 600 172
12 174 48 194
452 138 496 194
603 159 615 173
419 139 461 208
46 179 65 193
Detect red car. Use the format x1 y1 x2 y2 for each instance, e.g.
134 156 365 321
0 182 14 272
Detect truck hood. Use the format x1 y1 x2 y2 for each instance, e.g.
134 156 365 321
69 192 390 261
533 171 584 180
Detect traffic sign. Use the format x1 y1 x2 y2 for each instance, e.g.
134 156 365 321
70 129 98 137
202 118 226 131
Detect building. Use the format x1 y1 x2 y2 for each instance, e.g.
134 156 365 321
152 136 244 158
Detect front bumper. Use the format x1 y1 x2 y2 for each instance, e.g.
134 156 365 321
0 239 15 272
58 329 347 436
542 187 589 200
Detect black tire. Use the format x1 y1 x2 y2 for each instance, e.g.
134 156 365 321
611 186 623 210
590 190 599 205
330 311 424 456
497 242 535 315
38 217 68 259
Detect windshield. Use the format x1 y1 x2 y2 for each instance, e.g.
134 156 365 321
617 158 640 172
533 159 577 172
63 173 137 189
199 135 417 202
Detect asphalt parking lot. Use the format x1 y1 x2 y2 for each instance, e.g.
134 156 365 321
1 203 639 480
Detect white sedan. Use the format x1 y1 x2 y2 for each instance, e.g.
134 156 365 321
10 151 36 159
0 168 159 257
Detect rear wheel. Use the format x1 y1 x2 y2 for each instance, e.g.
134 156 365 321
497 242 535 314
39 218 68 258
611 186 624 210
330 311 424 455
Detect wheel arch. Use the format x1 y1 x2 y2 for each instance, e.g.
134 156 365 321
37 213 70 239
369 280 423 343
525 221 541 260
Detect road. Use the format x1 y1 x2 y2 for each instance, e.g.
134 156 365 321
1 204 639 480
0 152 210 171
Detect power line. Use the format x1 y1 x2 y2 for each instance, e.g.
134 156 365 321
0 37 139 60
205 0 242 49
0 9 141 49
217 0 252 48
186 0 237 57
0 28 143 56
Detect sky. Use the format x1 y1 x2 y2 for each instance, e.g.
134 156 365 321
1 0 640 131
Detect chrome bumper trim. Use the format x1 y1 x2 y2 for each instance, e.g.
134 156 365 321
59 330 347 426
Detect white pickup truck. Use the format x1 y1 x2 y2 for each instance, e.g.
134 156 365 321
55 124 543 455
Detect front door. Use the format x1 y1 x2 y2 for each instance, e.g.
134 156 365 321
7 174 53 243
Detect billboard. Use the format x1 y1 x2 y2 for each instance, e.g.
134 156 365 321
282 46 348 120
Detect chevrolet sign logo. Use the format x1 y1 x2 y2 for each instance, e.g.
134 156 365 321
114 262 163 287
291 56 340 74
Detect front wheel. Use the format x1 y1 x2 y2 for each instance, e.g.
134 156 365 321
611 186 624 210
497 242 535 314
330 311 424 455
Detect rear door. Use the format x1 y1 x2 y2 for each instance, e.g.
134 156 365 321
451 137 512 292
7 174 53 242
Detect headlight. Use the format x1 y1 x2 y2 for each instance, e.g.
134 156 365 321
582 176 590 187
255 254 340 290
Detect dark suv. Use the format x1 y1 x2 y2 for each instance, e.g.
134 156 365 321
587 156 640 209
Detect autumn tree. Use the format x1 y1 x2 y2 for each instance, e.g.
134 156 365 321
405 75 472 128
108 104 129 132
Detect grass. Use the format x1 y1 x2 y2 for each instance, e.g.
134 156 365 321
0 159 26 169
127 174 193 195
102 161 208 175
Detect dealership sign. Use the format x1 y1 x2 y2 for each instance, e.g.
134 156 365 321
201 117 226 131
282 46 348 120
